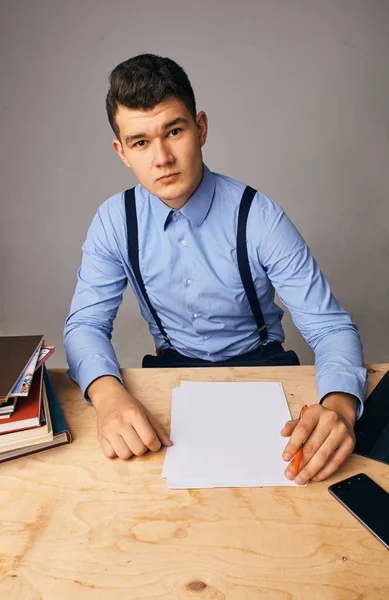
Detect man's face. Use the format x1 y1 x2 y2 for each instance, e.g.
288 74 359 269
112 97 208 208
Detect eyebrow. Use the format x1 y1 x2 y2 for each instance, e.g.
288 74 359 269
125 117 189 145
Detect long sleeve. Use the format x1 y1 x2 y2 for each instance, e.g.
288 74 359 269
258 200 367 417
64 201 128 398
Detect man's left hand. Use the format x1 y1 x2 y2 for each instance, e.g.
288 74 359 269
281 393 358 485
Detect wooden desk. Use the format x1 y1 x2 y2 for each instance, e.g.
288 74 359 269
1 365 388 599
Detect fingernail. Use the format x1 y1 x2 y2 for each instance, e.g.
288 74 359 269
295 476 303 485
285 471 294 480
283 452 291 461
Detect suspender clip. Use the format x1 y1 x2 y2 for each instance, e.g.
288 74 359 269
258 325 269 345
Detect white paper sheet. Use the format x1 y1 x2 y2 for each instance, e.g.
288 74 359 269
162 381 299 489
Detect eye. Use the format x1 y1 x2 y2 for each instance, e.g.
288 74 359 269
134 140 147 148
169 128 182 136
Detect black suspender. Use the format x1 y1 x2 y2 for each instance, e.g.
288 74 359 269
124 185 269 348
124 187 173 347
236 185 269 343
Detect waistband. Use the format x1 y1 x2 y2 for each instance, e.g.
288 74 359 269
157 341 284 362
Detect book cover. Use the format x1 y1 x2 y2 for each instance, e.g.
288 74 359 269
0 383 53 453
0 390 50 446
9 344 42 397
0 335 43 403
35 346 55 370
10 345 54 397
0 366 43 434
0 368 71 464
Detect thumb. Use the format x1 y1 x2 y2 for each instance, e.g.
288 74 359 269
280 419 298 437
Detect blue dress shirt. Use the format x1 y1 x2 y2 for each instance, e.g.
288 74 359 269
64 163 367 415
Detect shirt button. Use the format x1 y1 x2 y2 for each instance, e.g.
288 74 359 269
193 313 199 318
180 239 187 246
187 279 193 285
204 335 209 340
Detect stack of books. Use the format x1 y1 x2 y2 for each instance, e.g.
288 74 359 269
0 335 72 464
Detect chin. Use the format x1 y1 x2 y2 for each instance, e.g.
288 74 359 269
161 183 184 196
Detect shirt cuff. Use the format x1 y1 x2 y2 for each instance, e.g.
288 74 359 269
316 369 368 420
67 355 124 402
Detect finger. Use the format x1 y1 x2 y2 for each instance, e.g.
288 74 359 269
293 414 352 484
284 414 340 477
129 411 162 452
282 408 319 461
110 432 137 460
145 409 173 447
120 427 149 457
284 450 311 482
293 429 348 485
284 438 328 482
99 436 118 459
133 411 162 452
280 419 298 436
311 437 355 482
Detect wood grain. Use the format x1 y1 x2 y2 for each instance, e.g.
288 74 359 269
0 365 388 599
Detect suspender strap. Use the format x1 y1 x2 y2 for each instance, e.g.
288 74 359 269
124 187 173 347
236 185 269 344
124 184 268 347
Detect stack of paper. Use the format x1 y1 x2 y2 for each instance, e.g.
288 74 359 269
162 381 298 489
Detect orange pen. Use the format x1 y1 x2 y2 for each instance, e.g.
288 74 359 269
293 405 308 475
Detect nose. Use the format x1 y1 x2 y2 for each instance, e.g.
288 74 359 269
153 139 174 168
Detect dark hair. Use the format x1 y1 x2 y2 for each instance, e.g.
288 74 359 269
106 53 197 140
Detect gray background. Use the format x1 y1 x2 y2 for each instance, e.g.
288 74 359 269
1 0 388 369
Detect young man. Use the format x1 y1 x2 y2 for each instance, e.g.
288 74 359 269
64 54 367 485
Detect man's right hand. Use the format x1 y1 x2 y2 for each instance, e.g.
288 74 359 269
87 376 172 459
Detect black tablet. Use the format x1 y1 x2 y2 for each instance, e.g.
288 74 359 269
354 369 389 465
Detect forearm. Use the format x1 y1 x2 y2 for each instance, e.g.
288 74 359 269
64 199 129 400
258 196 368 423
313 325 367 418
64 322 123 399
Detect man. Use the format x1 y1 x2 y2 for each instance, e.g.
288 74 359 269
64 54 367 485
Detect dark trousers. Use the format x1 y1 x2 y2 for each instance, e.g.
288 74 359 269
142 342 299 369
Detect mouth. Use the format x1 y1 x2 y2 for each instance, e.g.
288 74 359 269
158 173 180 182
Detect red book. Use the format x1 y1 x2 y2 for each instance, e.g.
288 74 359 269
0 367 43 434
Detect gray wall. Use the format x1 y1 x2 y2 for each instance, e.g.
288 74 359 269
1 0 388 368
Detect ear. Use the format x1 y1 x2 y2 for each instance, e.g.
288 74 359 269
195 111 208 148
112 139 132 169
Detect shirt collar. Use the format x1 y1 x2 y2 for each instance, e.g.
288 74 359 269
147 163 216 230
